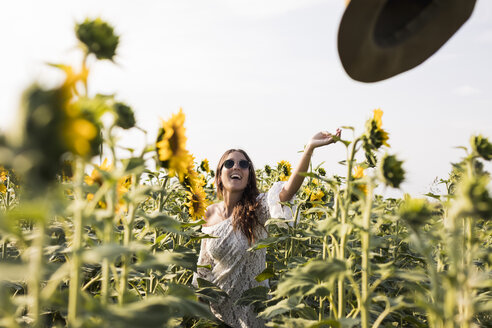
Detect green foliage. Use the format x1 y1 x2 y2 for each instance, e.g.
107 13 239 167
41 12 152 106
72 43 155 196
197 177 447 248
399 196 434 230
0 18 491 328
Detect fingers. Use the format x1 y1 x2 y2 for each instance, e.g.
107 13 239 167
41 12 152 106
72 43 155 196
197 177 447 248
316 129 341 144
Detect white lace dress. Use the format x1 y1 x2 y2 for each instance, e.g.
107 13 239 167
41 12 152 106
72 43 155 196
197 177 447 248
192 182 293 328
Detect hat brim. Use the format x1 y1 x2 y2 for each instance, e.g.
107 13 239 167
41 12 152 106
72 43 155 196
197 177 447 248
338 0 476 83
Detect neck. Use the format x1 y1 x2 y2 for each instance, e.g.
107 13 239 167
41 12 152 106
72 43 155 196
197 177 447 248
221 190 243 217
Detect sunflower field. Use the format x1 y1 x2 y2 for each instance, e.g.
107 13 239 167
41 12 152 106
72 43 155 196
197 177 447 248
0 19 491 328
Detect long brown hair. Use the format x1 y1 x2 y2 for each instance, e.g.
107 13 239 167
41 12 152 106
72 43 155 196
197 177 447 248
215 149 262 245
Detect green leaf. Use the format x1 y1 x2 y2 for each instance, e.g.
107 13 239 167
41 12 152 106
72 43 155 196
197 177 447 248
258 297 304 319
147 214 182 233
122 157 145 172
104 296 214 327
264 218 291 229
165 283 196 300
194 278 228 303
235 286 269 312
273 259 346 298
138 246 197 271
82 242 148 263
249 235 289 251
182 219 207 228
255 267 275 282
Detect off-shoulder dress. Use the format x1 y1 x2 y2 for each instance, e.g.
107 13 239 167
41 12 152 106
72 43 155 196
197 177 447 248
192 181 293 328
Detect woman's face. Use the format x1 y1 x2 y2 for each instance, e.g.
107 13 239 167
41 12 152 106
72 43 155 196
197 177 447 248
220 151 250 193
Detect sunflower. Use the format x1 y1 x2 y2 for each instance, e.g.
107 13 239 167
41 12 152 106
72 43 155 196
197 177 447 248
156 108 191 182
185 183 210 221
310 189 325 202
49 64 102 158
182 154 206 192
75 18 119 61
379 154 405 188
86 192 107 209
278 160 292 182
365 108 390 149
353 165 367 195
50 63 89 96
0 167 7 194
85 158 112 186
200 159 210 173
60 160 74 182
63 116 99 157
116 175 132 212
471 134 492 161
0 167 7 183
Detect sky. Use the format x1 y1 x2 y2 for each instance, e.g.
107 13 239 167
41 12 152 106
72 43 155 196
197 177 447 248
1 0 491 197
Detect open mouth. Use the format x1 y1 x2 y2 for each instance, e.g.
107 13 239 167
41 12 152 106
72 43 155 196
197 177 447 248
230 174 242 180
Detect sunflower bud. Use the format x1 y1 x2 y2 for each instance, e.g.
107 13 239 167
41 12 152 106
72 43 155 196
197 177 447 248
264 165 272 176
75 18 119 60
317 167 326 176
470 135 492 161
379 154 405 188
454 175 492 220
114 102 135 129
399 196 433 230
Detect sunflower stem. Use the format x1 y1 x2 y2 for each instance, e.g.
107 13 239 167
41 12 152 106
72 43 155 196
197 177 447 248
338 137 360 318
361 182 373 328
119 173 137 306
68 158 86 327
29 218 45 328
101 181 116 306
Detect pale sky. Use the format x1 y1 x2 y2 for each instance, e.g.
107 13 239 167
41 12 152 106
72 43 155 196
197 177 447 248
1 0 491 197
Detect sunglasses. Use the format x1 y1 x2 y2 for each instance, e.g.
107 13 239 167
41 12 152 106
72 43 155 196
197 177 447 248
223 159 250 170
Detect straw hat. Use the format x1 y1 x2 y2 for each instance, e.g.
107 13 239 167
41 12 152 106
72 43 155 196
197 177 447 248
337 0 477 82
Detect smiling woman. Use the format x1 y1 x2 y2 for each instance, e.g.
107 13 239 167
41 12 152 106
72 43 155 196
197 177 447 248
192 129 341 327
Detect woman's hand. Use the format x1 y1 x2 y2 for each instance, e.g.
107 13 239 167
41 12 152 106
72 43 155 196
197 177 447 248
306 128 342 151
279 128 341 202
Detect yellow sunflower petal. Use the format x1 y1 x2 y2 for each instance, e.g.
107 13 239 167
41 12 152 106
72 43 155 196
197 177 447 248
186 183 209 221
373 108 383 129
156 109 190 181
353 166 365 179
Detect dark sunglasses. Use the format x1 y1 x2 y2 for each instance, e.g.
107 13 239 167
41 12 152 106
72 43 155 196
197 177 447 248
223 159 250 170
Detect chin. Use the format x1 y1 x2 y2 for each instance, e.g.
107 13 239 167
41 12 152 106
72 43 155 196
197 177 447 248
225 183 247 192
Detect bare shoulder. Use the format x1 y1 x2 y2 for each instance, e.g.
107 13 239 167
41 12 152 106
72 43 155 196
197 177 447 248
203 203 219 225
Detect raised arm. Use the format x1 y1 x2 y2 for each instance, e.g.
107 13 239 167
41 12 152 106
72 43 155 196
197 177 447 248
278 129 341 202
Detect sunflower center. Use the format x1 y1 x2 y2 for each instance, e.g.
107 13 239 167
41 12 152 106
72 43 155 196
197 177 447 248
192 194 201 211
169 127 180 153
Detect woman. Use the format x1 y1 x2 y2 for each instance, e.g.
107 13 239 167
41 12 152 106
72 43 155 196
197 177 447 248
193 129 341 327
